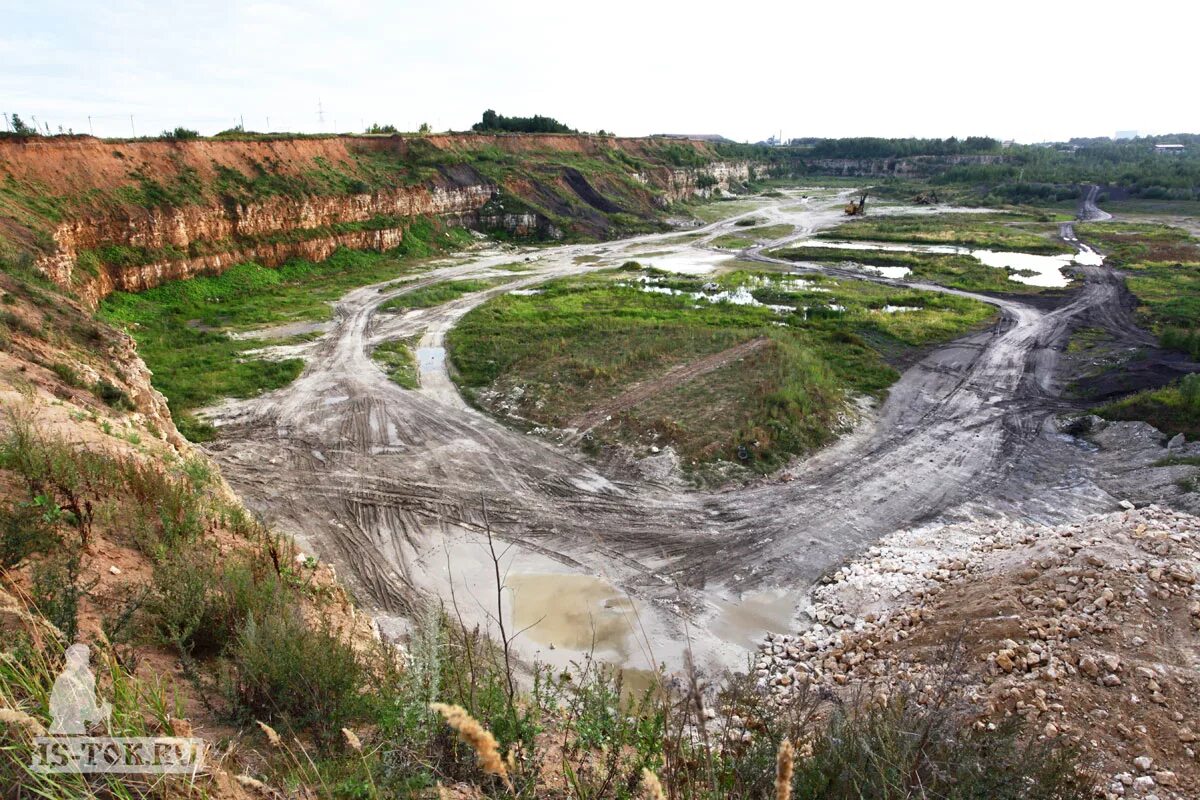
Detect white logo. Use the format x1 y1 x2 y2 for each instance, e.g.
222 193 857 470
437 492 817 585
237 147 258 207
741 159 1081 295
31 643 206 775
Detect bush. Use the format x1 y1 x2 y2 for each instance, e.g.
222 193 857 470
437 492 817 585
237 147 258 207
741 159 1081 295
162 127 200 140
228 610 363 748
1161 327 1200 359
146 545 283 658
32 549 87 641
0 500 59 568
1183 373 1200 409
786 697 1090 799
92 378 133 410
49 361 82 387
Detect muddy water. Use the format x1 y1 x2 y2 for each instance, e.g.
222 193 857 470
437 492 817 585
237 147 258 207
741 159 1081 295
710 590 796 648
507 573 639 660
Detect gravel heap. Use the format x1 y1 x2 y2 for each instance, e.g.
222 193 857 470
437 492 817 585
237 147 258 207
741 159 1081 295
757 506 1200 799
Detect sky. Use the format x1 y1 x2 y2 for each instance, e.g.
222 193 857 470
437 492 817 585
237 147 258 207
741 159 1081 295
2 0 1196 143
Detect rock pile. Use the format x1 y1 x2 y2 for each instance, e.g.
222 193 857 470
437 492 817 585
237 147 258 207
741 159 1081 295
758 506 1200 799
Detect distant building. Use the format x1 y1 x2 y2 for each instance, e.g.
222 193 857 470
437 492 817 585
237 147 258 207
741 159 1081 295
1115 130 1138 140
1155 143 1186 154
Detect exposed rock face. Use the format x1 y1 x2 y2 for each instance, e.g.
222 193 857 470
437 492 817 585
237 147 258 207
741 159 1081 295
792 154 1007 178
0 134 750 305
40 184 492 306
648 161 757 204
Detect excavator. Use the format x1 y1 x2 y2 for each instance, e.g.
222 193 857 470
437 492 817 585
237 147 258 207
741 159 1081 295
843 192 868 216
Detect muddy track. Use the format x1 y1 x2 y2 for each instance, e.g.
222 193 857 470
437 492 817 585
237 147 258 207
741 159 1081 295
204 190 1143 670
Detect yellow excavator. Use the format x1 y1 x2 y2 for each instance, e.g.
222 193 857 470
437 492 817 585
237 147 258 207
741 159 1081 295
844 193 868 216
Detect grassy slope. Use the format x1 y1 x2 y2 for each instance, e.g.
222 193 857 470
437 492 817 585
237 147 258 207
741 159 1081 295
449 265 995 473
99 221 471 439
379 277 510 311
712 224 795 250
1078 221 1200 343
1098 375 1200 441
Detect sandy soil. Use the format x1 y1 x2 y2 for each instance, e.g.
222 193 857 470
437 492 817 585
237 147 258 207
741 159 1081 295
200 190 1187 680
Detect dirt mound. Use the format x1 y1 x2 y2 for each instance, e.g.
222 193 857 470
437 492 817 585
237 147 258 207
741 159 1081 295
758 506 1200 799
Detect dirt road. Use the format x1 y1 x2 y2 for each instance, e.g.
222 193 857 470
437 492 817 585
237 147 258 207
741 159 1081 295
204 190 1146 675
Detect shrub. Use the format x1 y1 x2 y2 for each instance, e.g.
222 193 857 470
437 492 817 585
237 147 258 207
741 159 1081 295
92 378 133 410
162 127 200 140
146 545 283 658
227 610 363 748
1183 373 1200 409
49 361 82 387
788 697 1091 799
32 549 88 641
0 500 59 568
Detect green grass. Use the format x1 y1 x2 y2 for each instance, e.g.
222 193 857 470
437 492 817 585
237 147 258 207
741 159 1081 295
1098 374 1200 441
371 337 419 388
688 199 764 224
380 277 510 311
448 266 995 473
98 221 470 439
1067 326 1113 354
819 212 1071 254
769 245 1047 294
712 224 795 250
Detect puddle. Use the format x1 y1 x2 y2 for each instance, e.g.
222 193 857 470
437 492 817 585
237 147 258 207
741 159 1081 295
878 305 921 313
710 590 796 648
507 573 639 660
623 275 807 315
639 251 733 275
508 288 544 296
417 347 445 373
795 239 1104 288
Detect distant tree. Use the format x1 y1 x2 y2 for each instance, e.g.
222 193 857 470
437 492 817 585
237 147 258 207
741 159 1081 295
365 123 398 134
9 114 38 136
418 122 431 135
162 127 200 140
214 125 245 138
471 109 574 134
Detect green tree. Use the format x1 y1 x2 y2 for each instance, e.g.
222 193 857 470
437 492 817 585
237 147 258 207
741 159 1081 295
9 114 38 136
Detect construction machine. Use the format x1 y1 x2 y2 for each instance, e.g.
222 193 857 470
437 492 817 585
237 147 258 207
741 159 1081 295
844 193 868 216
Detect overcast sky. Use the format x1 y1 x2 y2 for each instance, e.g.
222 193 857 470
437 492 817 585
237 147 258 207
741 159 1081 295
2 0 1195 143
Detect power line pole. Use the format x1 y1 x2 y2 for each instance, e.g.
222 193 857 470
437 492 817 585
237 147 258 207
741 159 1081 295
317 98 324 127
266 115 270 131
88 116 94 136
129 114 136 138
2 112 10 132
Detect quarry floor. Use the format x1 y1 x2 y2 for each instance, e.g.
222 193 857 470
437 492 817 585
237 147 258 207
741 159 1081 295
202 189 1191 680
